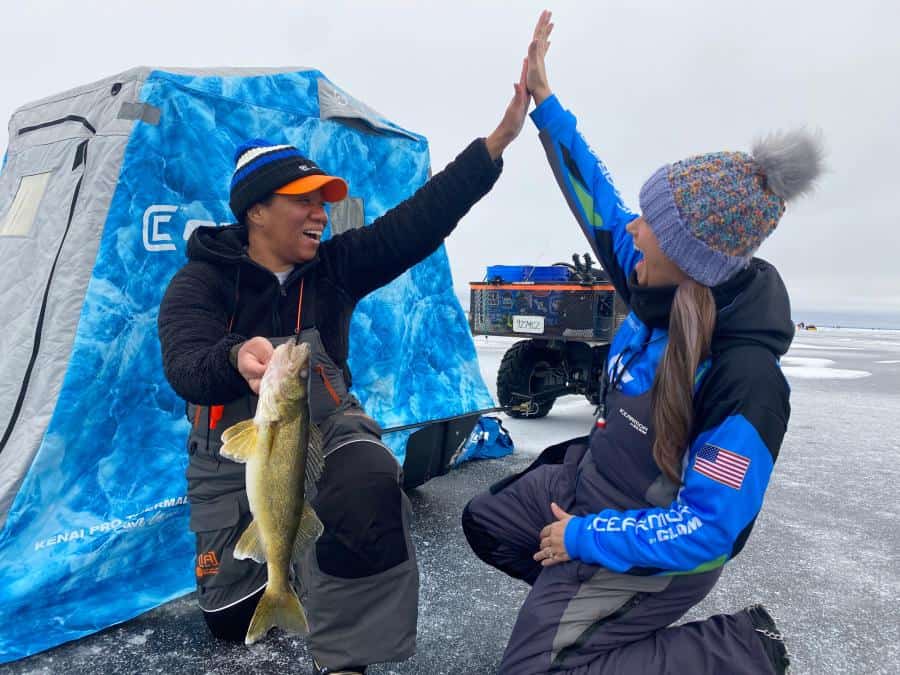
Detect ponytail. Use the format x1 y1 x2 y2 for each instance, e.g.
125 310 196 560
651 279 716 484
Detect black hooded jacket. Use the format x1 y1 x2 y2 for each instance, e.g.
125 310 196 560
158 139 501 405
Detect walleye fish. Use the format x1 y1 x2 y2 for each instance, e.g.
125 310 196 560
219 340 325 645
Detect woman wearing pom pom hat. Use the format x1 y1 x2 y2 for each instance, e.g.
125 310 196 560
462 11 824 674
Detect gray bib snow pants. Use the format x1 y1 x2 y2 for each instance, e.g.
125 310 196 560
185 328 418 668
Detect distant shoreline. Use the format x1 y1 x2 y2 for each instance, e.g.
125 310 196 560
792 311 900 331
794 324 900 334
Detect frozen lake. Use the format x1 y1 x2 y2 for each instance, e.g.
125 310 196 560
4 327 899 674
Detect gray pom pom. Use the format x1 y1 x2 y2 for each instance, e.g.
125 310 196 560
751 129 825 202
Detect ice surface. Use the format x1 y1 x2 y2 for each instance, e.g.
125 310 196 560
3 327 898 673
2 328 899 673
781 366 871 379
790 342 860 351
781 355 871 379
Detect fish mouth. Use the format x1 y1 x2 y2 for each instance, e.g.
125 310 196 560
287 341 311 372
271 341 310 374
289 340 310 355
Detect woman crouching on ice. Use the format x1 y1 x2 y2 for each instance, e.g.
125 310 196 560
463 11 823 675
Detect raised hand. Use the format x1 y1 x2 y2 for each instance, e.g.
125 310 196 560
485 57 532 160
527 9 554 105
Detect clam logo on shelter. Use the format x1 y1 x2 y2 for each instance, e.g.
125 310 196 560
142 204 228 252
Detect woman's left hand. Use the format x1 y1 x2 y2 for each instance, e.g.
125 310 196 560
534 502 574 567
485 58 531 161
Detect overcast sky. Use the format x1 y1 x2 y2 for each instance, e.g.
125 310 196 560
2 1 897 317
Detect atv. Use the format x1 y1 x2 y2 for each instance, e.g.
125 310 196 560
469 254 628 418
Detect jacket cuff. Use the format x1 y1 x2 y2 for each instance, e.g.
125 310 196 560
228 341 244 371
471 137 505 172
530 94 563 130
564 515 585 561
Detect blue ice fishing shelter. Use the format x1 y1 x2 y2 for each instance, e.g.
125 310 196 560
0 66 495 663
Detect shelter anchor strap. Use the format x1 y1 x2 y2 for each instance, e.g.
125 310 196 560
381 406 508 435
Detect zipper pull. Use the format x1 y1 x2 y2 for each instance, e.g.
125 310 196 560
594 403 607 429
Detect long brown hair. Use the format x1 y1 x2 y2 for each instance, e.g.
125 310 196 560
651 279 717 484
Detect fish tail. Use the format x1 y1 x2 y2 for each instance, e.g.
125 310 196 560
244 585 309 645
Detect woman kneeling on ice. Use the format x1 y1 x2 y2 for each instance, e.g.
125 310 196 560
463 11 823 675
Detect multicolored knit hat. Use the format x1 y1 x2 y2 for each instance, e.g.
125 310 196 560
229 139 347 221
638 130 824 286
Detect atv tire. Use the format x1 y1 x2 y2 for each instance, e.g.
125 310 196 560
497 340 562 418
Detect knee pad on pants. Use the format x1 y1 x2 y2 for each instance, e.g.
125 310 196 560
462 497 497 564
462 494 541 586
313 442 408 578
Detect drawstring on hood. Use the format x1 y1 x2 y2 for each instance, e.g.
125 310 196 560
187 223 319 289
185 223 320 338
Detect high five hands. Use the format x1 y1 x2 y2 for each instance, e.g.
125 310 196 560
527 10 554 105
485 9 556 160
485 58 531 161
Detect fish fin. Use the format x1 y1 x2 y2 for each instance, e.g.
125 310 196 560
233 519 267 563
305 423 325 486
244 585 308 644
292 502 324 562
219 419 258 464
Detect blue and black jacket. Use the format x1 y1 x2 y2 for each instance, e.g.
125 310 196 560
531 95 795 575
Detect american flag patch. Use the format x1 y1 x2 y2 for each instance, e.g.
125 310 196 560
693 444 750 490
